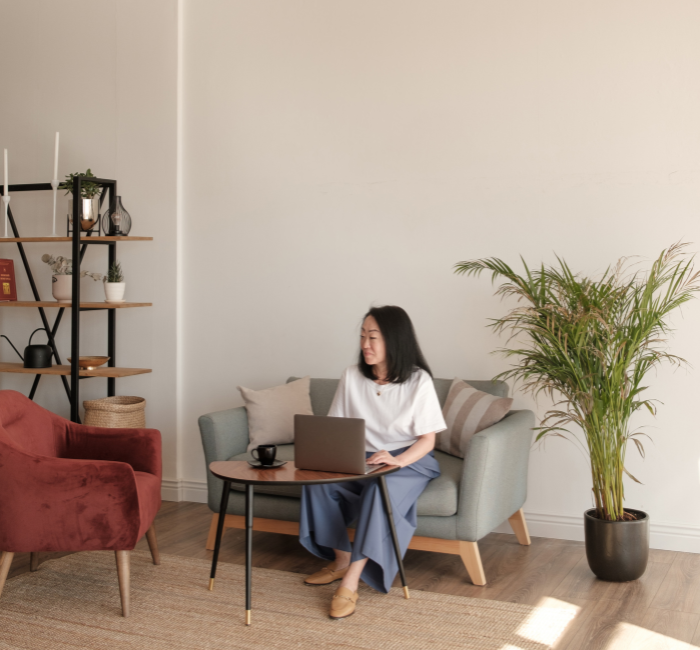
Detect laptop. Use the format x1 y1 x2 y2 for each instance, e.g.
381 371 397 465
294 414 386 475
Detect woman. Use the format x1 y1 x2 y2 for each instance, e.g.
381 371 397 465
299 305 446 619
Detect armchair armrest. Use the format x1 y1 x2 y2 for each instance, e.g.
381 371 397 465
456 409 535 542
0 445 141 552
63 421 162 479
198 406 249 511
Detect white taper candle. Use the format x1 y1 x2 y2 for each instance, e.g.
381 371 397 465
3 149 7 238
53 132 59 180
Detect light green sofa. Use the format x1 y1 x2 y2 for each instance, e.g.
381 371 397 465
198 377 535 585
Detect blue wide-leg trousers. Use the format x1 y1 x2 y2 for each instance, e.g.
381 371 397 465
299 449 439 593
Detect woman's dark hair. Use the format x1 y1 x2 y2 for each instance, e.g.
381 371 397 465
358 305 432 383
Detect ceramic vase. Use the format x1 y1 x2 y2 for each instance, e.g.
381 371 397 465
52 275 72 303
104 282 125 303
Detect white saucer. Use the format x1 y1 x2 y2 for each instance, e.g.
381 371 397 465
105 299 125 303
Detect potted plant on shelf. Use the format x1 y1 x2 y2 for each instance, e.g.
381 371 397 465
59 169 102 232
454 243 699 582
103 261 125 303
41 254 102 303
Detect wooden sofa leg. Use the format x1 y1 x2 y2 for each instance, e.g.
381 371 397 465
0 551 14 598
508 508 531 546
30 552 40 572
115 551 131 618
459 541 486 586
146 525 161 565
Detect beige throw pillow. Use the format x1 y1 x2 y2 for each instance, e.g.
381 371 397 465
238 376 314 452
436 378 513 458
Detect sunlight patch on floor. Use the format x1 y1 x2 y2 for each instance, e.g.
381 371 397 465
507 597 580 649
608 621 696 649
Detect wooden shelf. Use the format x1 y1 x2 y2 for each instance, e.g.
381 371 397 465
0 362 151 378
0 301 152 309
0 236 152 243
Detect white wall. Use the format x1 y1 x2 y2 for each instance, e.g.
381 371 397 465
180 1 700 551
0 0 179 482
4 1 700 553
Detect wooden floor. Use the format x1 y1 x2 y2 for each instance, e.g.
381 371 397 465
9 501 700 649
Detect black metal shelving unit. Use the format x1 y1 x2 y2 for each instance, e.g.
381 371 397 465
0 177 152 422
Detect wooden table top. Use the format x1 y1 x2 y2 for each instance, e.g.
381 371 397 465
209 460 400 486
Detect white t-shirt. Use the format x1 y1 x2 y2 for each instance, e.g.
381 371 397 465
328 365 447 452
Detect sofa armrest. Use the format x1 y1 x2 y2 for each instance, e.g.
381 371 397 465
456 409 535 542
198 406 249 512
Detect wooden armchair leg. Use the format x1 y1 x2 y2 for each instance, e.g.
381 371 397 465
145 524 161 565
458 541 486 586
30 552 40 572
508 508 531 546
0 551 14 598
115 550 131 618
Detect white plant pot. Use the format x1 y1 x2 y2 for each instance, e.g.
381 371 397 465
52 274 72 303
104 282 125 303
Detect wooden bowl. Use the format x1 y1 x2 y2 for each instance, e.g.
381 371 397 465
67 356 110 370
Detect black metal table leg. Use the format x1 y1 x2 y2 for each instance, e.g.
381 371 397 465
379 475 409 599
245 484 254 625
209 480 231 591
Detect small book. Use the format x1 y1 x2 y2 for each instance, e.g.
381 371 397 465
0 259 17 301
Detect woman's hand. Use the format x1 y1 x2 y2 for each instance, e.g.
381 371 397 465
367 433 437 469
366 450 405 467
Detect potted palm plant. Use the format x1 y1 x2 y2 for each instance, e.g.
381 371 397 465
455 243 699 581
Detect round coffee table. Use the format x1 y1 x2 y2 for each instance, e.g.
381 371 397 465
207 460 406 625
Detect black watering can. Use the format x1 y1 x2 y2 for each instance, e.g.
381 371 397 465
1 328 53 368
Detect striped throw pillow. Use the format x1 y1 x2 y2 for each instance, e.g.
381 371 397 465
436 378 513 458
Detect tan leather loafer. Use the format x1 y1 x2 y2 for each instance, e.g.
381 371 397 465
329 586 358 619
304 565 349 586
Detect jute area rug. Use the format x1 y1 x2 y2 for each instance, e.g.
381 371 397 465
0 551 576 650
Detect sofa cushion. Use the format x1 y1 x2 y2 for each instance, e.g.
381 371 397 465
436 378 513 458
238 377 314 452
418 450 460 516
228 446 460 517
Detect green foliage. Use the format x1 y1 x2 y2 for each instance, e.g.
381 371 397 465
455 243 700 521
59 169 101 199
107 260 124 283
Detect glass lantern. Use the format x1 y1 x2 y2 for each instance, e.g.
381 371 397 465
101 196 132 236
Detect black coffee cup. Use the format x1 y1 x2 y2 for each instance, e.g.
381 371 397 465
251 444 277 466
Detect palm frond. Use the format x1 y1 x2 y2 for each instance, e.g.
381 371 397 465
455 242 699 521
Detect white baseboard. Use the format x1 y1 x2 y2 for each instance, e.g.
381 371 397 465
161 478 208 504
161 481 700 554
495 510 700 554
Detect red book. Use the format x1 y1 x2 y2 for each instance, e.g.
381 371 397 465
0 259 17 301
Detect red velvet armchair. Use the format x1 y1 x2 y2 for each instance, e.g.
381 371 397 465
0 390 162 617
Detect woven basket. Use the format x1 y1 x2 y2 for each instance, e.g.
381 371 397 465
83 396 146 428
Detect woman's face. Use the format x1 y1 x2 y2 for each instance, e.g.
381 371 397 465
360 315 386 368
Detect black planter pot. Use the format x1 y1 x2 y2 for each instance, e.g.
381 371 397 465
584 508 649 582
